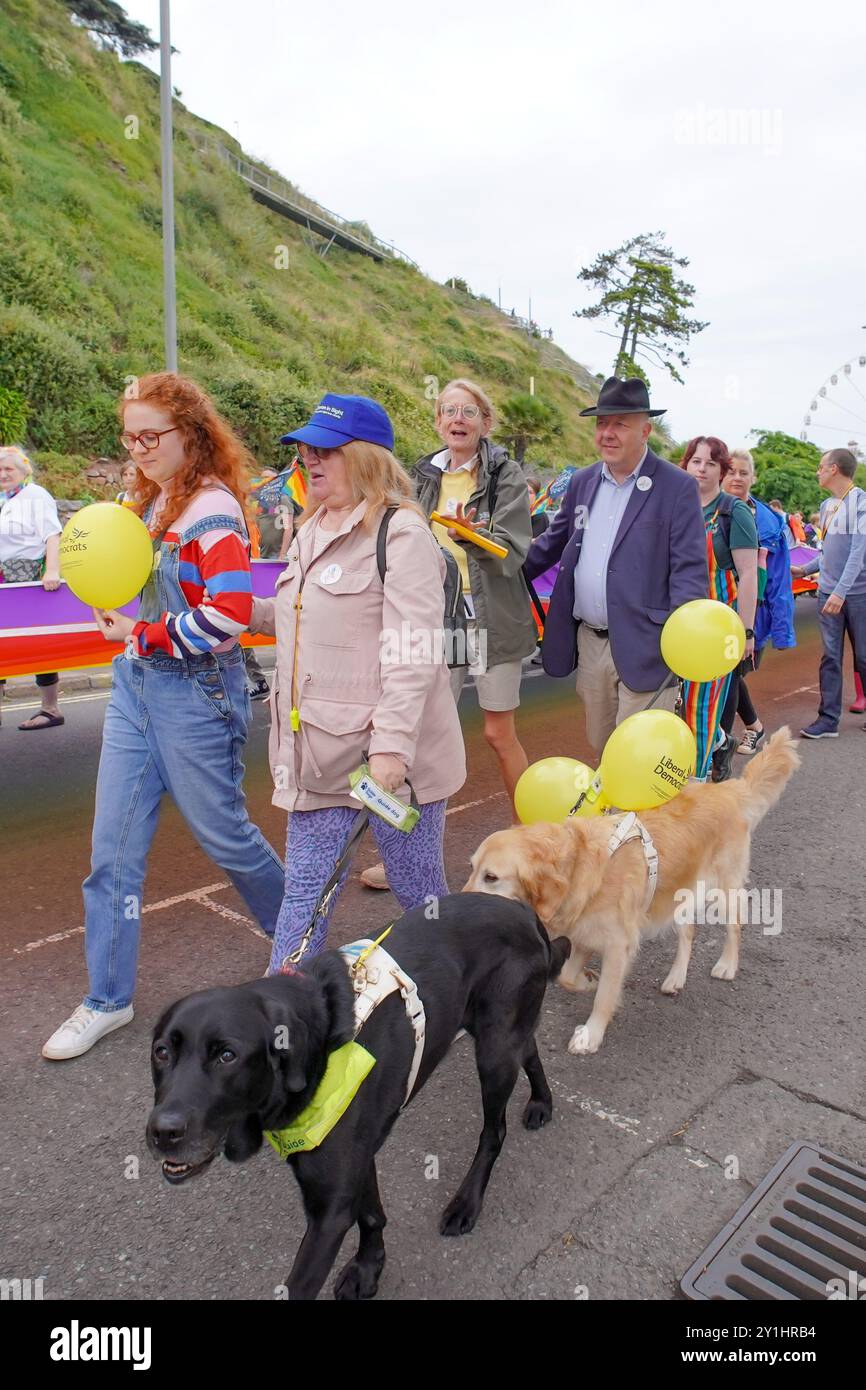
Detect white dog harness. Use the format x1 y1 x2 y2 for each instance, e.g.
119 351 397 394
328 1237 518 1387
607 812 659 911
339 936 426 1109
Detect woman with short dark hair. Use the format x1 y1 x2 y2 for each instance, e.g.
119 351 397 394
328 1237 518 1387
679 436 759 781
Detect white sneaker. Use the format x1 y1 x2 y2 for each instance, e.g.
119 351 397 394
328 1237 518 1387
42 1003 134 1060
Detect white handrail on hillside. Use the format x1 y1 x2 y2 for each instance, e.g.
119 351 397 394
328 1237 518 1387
190 132 419 269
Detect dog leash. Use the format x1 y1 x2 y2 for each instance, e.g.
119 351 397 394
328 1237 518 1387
280 811 372 968
280 776 421 969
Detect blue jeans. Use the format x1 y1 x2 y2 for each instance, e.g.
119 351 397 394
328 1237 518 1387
83 646 284 1011
817 590 866 725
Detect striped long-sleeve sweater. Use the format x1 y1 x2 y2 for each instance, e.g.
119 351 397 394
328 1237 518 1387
132 487 253 658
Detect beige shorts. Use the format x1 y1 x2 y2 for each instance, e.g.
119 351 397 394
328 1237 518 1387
450 623 523 712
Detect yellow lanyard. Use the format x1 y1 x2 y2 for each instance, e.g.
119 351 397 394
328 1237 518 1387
820 486 855 540
289 588 302 731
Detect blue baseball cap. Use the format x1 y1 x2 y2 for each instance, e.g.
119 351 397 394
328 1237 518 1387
280 394 394 451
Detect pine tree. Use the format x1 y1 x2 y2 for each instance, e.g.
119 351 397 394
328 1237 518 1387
575 232 707 385
63 1 157 58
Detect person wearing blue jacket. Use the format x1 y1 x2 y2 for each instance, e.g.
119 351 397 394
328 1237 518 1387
724 450 796 753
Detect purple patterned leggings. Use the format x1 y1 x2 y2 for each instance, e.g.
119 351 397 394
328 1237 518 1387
268 800 449 972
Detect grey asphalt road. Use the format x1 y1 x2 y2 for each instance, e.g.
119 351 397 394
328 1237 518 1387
2 596 865 1302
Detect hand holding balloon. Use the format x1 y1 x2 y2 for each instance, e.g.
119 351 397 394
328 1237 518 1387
93 608 136 642
60 503 153 609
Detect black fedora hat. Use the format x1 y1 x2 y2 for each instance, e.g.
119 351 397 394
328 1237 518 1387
579 376 666 418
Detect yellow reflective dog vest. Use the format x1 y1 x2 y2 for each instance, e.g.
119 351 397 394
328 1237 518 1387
264 938 426 1158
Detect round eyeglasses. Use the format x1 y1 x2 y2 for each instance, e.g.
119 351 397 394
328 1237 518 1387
121 427 180 452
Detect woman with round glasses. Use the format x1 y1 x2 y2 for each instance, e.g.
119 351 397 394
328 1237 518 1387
360 379 535 890
42 373 284 1061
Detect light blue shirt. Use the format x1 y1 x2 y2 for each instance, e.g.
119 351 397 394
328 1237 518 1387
573 450 648 627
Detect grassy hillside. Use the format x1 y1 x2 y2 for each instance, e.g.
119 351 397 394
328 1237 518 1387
0 0 659 498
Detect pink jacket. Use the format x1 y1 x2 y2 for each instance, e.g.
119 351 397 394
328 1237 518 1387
250 501 467 813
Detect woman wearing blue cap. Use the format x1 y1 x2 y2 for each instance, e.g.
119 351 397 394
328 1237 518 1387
248 394 466 967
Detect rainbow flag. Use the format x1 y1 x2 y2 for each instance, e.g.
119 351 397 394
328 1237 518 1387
531 465 577 515
0 564 284 679
282 458 307 510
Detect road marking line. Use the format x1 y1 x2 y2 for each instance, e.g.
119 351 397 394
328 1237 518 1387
11 795 502 958
13 924 85 954
197 893 269 940
563 1093 642 1136
446 791 506 816
13 881 234 955
3 691 112 712
144 882 230 913
772 683 818 701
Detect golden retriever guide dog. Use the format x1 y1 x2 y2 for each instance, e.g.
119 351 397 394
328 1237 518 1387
465 729 799 1056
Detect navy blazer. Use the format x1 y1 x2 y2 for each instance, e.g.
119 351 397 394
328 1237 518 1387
524 450 708 690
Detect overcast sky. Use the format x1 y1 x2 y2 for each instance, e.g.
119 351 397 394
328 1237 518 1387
122 0 866 451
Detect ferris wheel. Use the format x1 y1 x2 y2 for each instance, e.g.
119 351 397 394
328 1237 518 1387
801 353 866 457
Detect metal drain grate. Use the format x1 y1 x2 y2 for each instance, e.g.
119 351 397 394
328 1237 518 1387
681 1140 866 1300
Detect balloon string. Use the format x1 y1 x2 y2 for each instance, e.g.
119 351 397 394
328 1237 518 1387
643 670 678 711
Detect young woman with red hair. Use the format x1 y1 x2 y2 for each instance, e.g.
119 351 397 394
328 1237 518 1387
43 373 284 1061
679 436 759 781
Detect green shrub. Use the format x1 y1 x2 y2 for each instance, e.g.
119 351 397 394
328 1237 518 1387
209 372 314 468
0 127 20 192
31 450 102 502
0 85 23 131
28 393 119 455
0 384 28 443
0 303 94 406
0 242 76 314
248 288 286 332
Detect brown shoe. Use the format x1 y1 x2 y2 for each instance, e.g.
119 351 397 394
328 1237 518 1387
360 862 390 891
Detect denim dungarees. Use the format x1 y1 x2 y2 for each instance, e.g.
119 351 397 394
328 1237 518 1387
81 498 285 1013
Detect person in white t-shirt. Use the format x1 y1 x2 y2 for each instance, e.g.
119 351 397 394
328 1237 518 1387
0 447 64 730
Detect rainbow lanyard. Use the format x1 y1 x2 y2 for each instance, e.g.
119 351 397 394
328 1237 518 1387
706 507 737 606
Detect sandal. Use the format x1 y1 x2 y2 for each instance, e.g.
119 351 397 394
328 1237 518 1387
18 710 65 731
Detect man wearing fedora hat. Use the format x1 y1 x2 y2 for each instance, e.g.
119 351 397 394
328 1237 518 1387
524 377 708 758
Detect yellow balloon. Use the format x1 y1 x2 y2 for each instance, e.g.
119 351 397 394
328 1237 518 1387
60 503 153 608
515 757 595 825
661 599 745 682
599 710 696 811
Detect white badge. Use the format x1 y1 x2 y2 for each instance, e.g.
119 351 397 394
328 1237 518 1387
319 563 342 585
636 476 652 491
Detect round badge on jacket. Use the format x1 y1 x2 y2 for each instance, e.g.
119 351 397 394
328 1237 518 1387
319 563 342 585
636 477 652 492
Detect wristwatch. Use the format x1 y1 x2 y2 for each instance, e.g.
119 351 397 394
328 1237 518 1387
744 628 755 639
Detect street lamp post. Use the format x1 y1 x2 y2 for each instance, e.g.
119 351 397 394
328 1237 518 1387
159 0 177 371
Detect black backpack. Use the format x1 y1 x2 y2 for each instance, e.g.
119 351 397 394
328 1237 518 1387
376 507 468 669
711 492 737 572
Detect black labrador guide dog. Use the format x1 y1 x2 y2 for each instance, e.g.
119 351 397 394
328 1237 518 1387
147 893 570 1300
